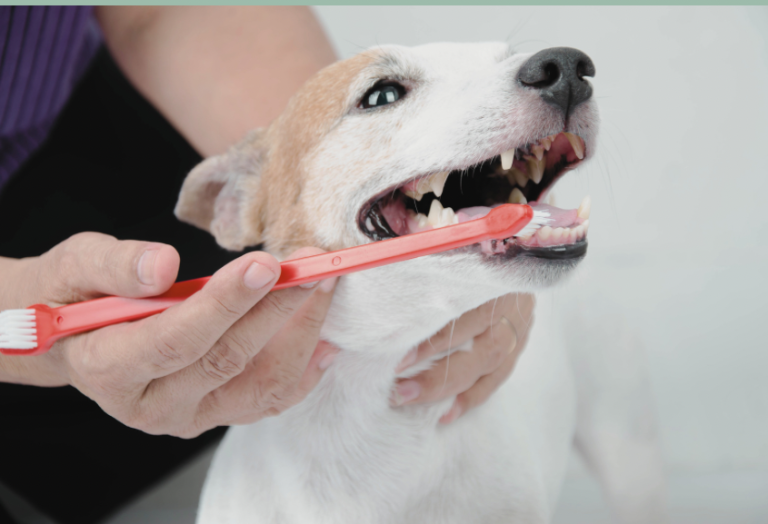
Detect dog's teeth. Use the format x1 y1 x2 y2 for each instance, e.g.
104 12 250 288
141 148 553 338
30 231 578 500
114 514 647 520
552 227 565 243
577 195 591 219
426 199 457 228
500 149 516 170
538 225 553 241
416 212 429 227
541 136 553 151
582 219 590 232
404 189 424 201
510 167 528 187
531 144 545 161
440 206 458 226
365 217 375 231
429 171 450 198
527 157 545 184
564 132 585 160
508 187 527 204
427 199 444 226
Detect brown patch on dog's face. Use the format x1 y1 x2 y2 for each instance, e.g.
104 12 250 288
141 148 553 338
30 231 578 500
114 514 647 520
175 51 379 255
254 52 380 256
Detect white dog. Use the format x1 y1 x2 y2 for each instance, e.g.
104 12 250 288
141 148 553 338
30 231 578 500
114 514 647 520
175 42 666 524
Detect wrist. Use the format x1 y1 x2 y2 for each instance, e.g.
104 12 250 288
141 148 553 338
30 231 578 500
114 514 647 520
0 351 69 386
0 256 69 386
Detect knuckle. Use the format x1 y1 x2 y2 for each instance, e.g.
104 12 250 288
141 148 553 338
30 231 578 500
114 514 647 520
295 309 325 333
208 294 243 322
252 376 295 416
152 325 201 372
261 292 299 320
200 339 249 382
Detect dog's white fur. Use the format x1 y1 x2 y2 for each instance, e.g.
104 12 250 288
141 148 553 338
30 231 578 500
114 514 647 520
176 42 667 523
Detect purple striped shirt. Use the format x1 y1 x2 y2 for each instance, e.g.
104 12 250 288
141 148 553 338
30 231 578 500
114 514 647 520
0 6 101 193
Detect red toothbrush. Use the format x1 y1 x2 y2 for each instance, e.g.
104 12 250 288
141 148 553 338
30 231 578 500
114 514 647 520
0 204 549 355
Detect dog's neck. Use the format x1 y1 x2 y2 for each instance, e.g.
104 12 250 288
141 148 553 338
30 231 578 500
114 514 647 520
320 256 504 354
274 257 506 466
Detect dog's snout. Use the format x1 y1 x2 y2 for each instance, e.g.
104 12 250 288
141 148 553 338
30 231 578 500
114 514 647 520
517 47 595 118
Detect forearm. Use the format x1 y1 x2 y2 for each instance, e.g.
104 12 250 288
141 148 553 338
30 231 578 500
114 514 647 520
95 6 337 156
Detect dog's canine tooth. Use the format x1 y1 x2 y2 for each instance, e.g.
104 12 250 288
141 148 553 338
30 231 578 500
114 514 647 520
508 187 527 204
531 144 545 161
427 199 444 226
577 195 591 219
429 171 450 198
564 132 585 160
582 219 590 232
500 149 516 170
527 157 545 184
510 167 528 188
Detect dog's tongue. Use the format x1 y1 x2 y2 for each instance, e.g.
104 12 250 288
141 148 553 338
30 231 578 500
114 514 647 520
456 203 577 228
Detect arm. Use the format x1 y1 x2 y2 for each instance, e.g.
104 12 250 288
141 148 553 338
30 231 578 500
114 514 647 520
95 6 337 156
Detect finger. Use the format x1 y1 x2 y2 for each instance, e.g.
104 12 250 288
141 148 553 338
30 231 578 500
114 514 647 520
226 340 340 426
440 347 520 424
143 248 336 410
35 232 180 304
193 282 338 427
106 250 282 382
396 299 506 372
498 293 535 338
392 319 516 406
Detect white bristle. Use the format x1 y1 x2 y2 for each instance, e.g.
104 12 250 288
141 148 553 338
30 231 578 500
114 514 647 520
513 210 552 238
0 309 38 350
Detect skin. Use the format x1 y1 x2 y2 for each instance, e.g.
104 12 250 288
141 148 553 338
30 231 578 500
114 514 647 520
0 7 534 435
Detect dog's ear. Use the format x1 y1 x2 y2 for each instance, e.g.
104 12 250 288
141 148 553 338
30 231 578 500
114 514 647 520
175 129 267 251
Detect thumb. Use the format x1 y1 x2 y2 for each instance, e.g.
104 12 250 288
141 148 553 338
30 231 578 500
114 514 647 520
36 232 180 304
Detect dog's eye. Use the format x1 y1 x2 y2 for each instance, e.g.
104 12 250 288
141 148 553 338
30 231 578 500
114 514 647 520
361 83 405 109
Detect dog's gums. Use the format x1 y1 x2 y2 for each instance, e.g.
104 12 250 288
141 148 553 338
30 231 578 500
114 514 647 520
358 132 590 257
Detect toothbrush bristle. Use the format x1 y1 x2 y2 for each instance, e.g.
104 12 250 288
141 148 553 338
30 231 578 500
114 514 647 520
0 309 38 350
513 210 552 238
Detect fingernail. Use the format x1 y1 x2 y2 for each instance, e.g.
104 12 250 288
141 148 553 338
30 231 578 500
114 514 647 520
392 380 421 406
396 347 418 373
244 262 277 290
439 402 462 424
137 249 159 286
320 276 338 293
318 349 339 370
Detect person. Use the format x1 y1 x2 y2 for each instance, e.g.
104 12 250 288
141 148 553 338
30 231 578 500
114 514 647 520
0 6 535 523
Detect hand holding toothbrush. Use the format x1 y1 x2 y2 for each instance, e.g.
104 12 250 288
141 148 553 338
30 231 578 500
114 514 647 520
0 233 340 437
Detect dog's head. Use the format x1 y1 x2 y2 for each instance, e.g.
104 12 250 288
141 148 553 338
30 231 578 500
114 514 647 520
176 42 597 308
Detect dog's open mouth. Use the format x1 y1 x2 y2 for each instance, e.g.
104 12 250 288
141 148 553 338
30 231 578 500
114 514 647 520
358 132 591 259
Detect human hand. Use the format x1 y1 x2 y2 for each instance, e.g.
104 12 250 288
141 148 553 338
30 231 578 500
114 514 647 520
391 294 535 424
0 232 339 437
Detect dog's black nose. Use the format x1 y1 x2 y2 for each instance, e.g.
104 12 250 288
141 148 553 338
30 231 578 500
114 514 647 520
517 47 596 118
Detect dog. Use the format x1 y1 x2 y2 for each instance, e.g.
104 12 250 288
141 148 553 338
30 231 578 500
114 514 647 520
175 42 666 524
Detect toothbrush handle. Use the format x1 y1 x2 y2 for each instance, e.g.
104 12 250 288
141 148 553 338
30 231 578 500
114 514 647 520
273 204 531 288
27 204 533 354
